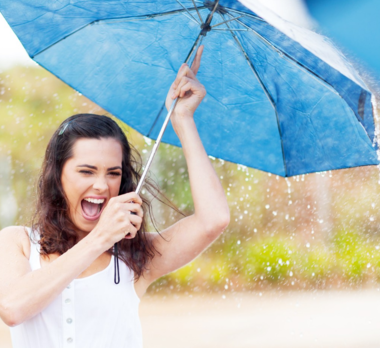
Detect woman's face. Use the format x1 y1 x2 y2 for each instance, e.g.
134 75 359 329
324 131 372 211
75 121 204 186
61 137 123 236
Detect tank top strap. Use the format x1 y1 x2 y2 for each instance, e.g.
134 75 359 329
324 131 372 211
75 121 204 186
26 227 41 271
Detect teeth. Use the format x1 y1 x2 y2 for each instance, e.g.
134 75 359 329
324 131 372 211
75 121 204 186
84 198 105 204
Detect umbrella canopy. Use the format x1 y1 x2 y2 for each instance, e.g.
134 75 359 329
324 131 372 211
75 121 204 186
305 0 380 79
0 0 378 177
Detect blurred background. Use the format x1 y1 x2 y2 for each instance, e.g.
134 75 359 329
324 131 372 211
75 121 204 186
1 0 380 347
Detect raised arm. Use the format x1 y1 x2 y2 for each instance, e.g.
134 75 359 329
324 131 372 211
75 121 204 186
139 46 230 288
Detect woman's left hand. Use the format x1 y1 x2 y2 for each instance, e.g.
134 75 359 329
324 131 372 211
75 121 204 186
165 45 206 134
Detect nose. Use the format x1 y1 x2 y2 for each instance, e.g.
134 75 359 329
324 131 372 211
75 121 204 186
93 174 108 192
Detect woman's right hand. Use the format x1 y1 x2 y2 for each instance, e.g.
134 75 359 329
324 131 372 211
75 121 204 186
91 192 143 249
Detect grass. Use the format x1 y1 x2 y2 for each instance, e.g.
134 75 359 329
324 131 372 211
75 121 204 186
149 229 380 293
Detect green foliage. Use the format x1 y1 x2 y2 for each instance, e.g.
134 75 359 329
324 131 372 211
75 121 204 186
332 230 373 281
243 238 297 282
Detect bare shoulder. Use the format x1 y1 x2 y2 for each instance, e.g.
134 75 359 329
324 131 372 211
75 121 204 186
0 226 31 258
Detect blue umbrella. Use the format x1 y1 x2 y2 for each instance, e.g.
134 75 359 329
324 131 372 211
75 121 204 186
305 0 380 79
0 0 378 179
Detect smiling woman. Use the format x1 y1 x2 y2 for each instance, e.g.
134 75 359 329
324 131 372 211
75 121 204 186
0 46 230 348
32 115 158 278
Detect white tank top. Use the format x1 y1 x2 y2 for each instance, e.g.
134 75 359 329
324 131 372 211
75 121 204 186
9 227 143 348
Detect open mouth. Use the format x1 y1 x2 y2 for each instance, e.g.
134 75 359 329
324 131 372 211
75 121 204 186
81 198 106 221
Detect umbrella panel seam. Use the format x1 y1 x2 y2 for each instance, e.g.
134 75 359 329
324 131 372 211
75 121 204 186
228 15 373 144
222 14 288 176
30 6 206 58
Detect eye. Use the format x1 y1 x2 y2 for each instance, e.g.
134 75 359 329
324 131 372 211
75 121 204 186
109 172 121 176
79 170 93 175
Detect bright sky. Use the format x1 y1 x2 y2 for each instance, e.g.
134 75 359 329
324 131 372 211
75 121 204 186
0 0 312 69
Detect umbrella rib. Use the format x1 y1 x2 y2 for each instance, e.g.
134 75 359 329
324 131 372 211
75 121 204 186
211 15 244 28
190 0 204 23
213 28 248 31
222 8 265 22
176 0 200 24
223 19 288 176
181 12 201 25
99 6 206 24
147 102 166 138
31 7 206 57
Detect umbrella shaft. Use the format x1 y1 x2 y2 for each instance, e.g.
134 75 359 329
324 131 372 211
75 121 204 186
135 33 204 195
135 98 178 194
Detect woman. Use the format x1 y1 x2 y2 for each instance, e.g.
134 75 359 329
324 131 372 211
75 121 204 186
0 46 230 347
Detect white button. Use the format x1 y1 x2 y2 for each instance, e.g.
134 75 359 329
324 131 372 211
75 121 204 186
66 318 73 324
66 284 71 289
65 298 71 304
67 337 73 343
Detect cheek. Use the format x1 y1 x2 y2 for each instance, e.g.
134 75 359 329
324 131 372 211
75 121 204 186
110 177 122 195
63 176 91 206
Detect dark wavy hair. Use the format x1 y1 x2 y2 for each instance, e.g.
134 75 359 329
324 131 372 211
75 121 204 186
31 113 177 280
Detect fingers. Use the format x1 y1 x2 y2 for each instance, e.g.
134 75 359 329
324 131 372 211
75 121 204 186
190 45 204 75
173 77 191 99
171 46 204 100
172 64 195 93
173 77 205 99
115 192 142 205
124 202 143 218
122 212 142 239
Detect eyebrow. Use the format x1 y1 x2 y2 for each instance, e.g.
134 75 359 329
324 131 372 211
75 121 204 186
77 164 122 171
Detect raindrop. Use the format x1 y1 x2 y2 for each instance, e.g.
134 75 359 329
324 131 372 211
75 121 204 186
272 211 277 216
367 263 371 268
265 204 270 209
143 136 152 145
253 229 257 233
370 216 375 222
289 271 293 276
237 240 241 245
306 243 310 248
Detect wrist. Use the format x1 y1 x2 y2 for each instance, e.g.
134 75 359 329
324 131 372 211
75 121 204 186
86 227 108 252
172 116 196 137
